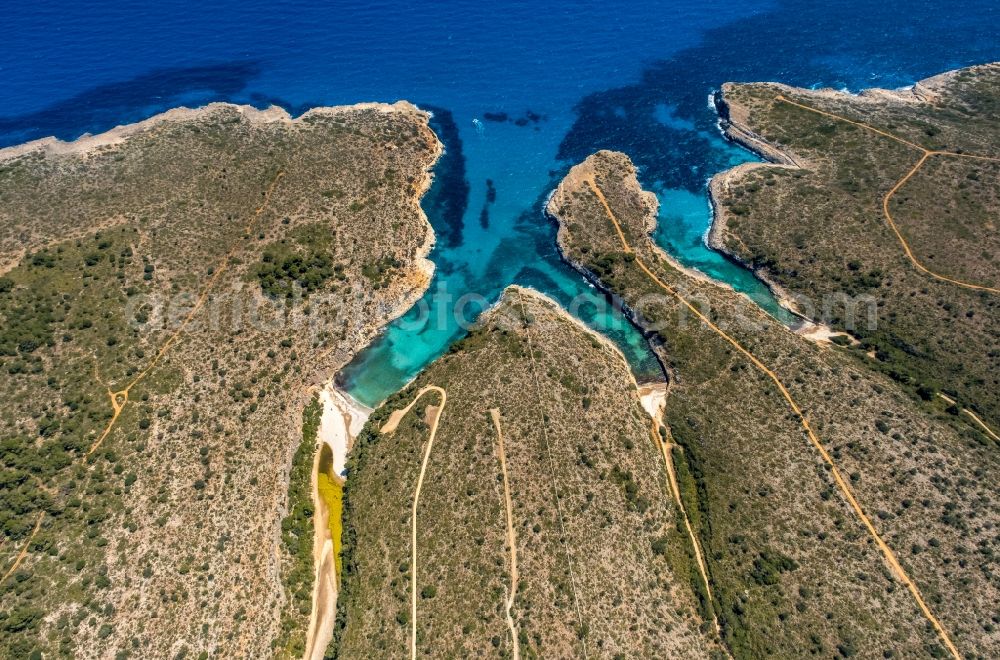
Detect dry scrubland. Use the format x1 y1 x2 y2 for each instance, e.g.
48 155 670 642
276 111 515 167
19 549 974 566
550 150 1000 658
0 102 440 658
2 60 998 660
713 62 1000 429
333 287 724 659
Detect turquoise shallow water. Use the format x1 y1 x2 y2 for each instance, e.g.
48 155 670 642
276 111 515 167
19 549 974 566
337 113 791 406
2 0 998 407
336 110 671 406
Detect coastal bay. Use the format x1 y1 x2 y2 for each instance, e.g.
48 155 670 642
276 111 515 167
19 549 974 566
2 2 1000 658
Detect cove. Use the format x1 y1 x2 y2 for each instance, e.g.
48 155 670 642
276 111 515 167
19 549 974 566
336 114 792 407
333 0 1000 407
3 1 999 408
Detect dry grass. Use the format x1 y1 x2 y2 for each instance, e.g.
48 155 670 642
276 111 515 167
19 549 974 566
551 149 1000 658
333 287 722 659
0 102 439 659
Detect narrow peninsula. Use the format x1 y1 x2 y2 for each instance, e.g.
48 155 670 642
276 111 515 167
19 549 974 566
550 148 999 658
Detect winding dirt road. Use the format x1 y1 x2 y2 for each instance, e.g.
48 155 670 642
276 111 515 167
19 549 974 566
0 512 44 585
2 172 286 588
87 171 286 457
775 94 999 295
489 409 521 660
585 175 962 660
649 420 718 613
379 384 447 660
937 393 1000 443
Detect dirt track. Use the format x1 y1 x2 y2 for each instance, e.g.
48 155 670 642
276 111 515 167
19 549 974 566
489 409 521 660
776 94 999 295
379 384 447 660
586 175 962 660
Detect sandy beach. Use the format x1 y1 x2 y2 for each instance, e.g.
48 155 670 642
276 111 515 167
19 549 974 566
317 385 372 477
302 382 371 660
637 382 668 421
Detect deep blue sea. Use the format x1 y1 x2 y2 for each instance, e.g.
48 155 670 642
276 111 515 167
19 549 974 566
2 0 998 406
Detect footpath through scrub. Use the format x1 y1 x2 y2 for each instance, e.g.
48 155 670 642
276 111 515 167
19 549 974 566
1 173 285 588
585 175 963 660
489 409 521 660
775 94 999 294
514 289 590 660
379 384 447 660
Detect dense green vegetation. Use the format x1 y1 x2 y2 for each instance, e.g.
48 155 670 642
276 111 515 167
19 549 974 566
257 251 336 298
255 223 345 298
360 255 402 290
273 395 322 658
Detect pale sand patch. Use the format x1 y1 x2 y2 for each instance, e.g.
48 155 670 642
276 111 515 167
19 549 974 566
638 382 668 421
303 452 337 660
794 321 857 347
423 405 439 429
318 386 372 477
303 384 370 660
